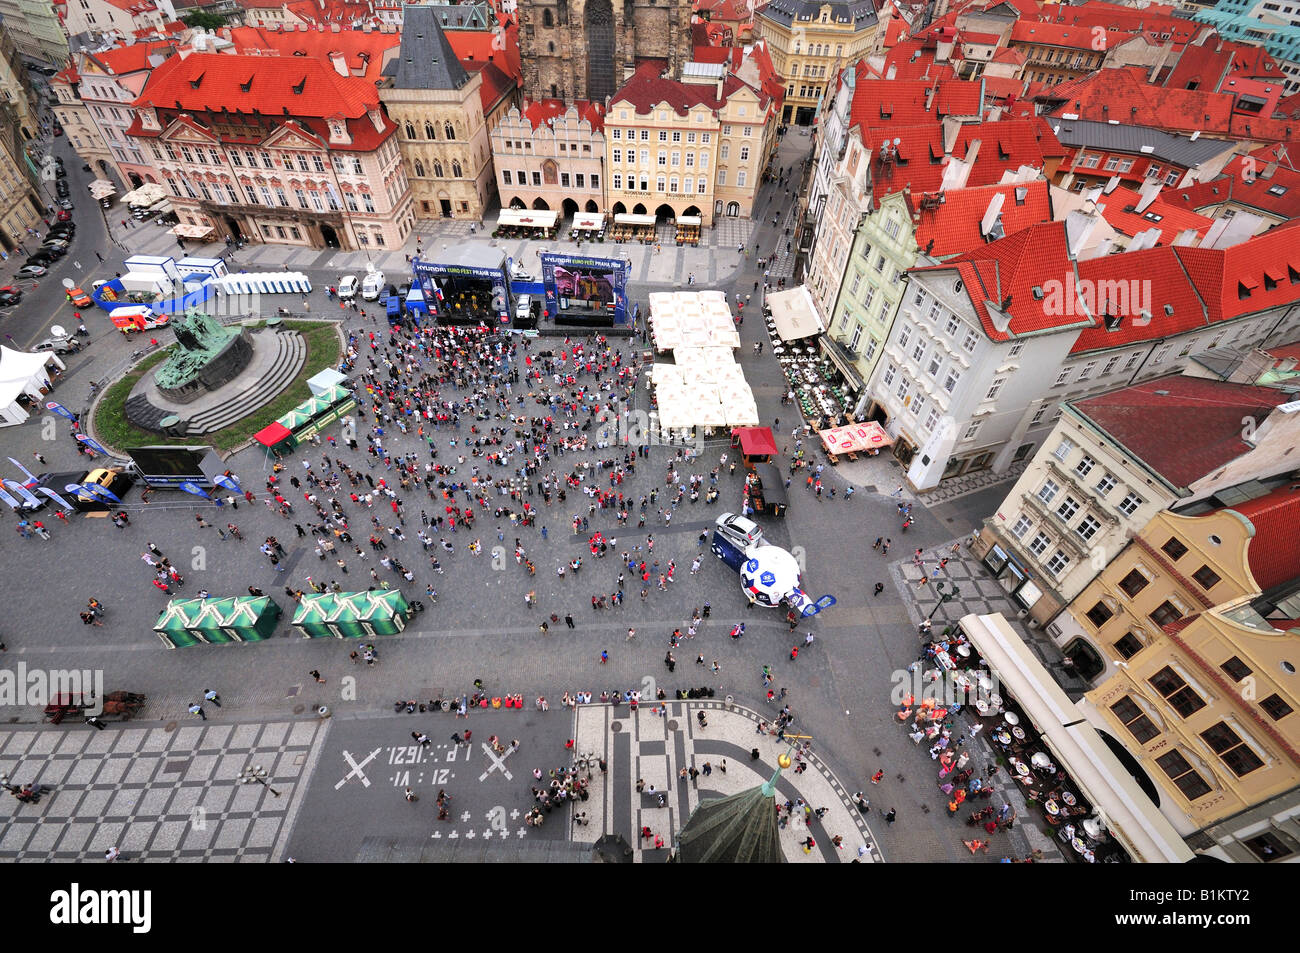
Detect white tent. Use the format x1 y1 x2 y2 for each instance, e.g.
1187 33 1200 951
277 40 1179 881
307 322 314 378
307 368 347 398
767 285 825 342
0 347 65 427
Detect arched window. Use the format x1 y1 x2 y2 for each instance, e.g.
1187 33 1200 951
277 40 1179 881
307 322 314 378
404 121 415 139
444 122 455 140
543 8 553 27
433 160 444 178
452 160 463 177
425 121 436 140
413 159 425 177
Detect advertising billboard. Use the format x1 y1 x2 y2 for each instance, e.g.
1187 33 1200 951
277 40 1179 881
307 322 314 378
540 253 631 326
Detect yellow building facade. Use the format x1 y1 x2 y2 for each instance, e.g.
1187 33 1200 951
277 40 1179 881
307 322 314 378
755 0 878 126
1078 491 1300 835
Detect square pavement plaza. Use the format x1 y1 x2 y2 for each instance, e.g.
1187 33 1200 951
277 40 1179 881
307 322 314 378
0 721 322 862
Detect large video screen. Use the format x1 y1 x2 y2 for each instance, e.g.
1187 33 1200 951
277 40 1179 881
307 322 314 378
541 253 631 326
127 445 214 477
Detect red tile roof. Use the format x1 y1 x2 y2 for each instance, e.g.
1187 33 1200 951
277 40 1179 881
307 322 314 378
611 57 772 117
1093 184 1214 243
1172 217 1300 324
130 51 395 151
693 0 752 21
913 221 1093 340
911 179 1052 258
83 39 177 75
1010 20 1129 51
989 47 1026 66
1228 485 1300 591
1166 152 1300 220
1164 35 1283 93
226 25 400 81
447 21 522 84
1266 340 1300 361
875 43 959 82
1069 245 1206 353
1040 1 1197 47
1040 66 1300 142
1070 375 1290 488
521 97 605 134
469 60 516 115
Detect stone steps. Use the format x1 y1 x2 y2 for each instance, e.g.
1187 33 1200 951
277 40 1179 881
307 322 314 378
124 393 172 432
183 330 307 435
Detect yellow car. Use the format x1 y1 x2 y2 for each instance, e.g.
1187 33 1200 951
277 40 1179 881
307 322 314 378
67 286 93 308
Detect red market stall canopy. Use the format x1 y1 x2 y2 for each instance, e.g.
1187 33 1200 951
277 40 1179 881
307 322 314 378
254 421 294 451
731 426 778 458
820 421 892 455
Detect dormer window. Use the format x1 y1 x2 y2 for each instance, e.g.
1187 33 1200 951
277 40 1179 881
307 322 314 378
239 76 253 92
1237 281 1252 300
292 78 306 95
1104 313 1122 331
189 72 203 89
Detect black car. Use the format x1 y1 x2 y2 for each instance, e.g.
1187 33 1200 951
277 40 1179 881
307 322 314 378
0 287 22 306
26 252 56 265
55 183 70 198
39 245 67 259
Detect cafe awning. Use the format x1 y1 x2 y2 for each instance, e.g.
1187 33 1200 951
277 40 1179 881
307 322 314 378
170 223 215 238
121 183 167 206
820 337 865 390
614 212 657 226
959 613 1195 863
676 215 702 226
573 213 604 230
498 208 559 229
89 179 117 199
820 421 892 454
766 285 825 342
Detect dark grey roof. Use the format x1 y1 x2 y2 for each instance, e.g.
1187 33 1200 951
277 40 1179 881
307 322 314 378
389 5 470 91
422 2 493 31
758 0 878 30
675 784 783 863
1050 118 1236 168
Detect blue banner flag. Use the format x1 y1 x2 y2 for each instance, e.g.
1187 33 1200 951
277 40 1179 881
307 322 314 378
75 434 108 455
44 401 76 421
178 481 212 500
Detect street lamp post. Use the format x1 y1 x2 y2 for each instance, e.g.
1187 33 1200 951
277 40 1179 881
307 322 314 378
237 764 281 797
927 581 961 622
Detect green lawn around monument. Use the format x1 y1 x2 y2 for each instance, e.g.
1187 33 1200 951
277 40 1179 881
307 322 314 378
93 320 343 454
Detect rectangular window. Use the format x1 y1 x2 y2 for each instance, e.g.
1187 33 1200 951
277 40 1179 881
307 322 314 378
1114 633 1144 660
1161 537 1189 561
1076 515 1101 541
1086 601 1114 627
1262 694 1294 721
985 377 1006 401
1011 515 1033 539
1054 369 1071 387
1155 750 1212 800
560 173 570 188
1149 600 1185 629
897 324 912 351
1118 492 1143 517
963 330 979 352
1037 480 1060 505
1200 722 1264 777
1192 565 1221 590
1118 569 1149 597
945 314 959 336
1111 697 1161 743
882 363 897 387
1045 551 1070 576
1029 532 1050 556
912 342 927 363
943 368 961 393
963 421 982 441
1075 455 1096 478
927 354 942 377
1221 656 1253 682
1095 472 1118 496
612 149 621 163
1150 665 1204 717
1053 438 1074 461
737 171 747 187
613 174 622 190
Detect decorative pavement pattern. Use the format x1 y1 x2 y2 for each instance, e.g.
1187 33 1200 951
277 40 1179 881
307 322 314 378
0 720 324 862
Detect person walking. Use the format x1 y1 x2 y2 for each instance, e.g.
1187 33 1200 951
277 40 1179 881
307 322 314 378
203 689 221 707
188 702 206 721
884 808 897 824
664 652 676 672
565 613 575 629
873 582 885 597
309 669 324 684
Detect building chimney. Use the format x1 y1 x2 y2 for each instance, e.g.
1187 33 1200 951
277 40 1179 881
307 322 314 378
925 83 935 112
1134 180 1162 214
886 64 897 80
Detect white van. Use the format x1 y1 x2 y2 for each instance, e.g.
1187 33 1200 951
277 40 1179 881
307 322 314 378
361 271 385 301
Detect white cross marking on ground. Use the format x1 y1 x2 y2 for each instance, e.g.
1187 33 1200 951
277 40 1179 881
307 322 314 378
517 828 526 837
448 830 458 839
461 810 471 822
465 829 476 839
477 742 515 781
510 808 520 820
430 831 441 839
334 747 381 789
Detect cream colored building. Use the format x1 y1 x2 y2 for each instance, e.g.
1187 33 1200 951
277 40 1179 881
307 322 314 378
605 62 777 225
379 6 515 220
59 0 172 38
1078 486 1300 836
0 27 38 141
491 100 605 216
755 0 878 126
50 64 113 178
129 51 413 250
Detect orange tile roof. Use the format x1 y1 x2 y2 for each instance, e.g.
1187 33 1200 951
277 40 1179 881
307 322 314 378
1164 35 1283 92
1093 184 1214 243
83 39 177 75
911 179 1052 258
226 26 400 81
989 47 1025 66
1010 20 1129 51
447 21 521 83
1165 153 1300 219
521 97 605 134
1069 245 1207 353
470 60 517 115
1172 218 1300 324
